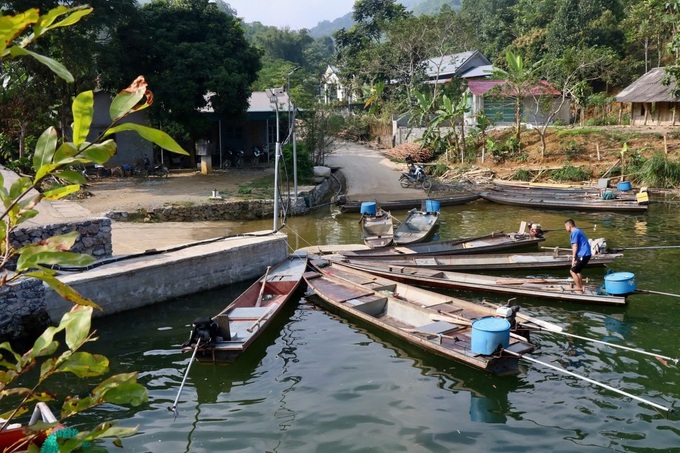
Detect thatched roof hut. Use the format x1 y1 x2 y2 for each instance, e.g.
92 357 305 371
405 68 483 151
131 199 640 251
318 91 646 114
616 67 680 126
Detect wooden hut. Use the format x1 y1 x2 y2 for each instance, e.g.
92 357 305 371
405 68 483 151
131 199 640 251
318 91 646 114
616 67 680 126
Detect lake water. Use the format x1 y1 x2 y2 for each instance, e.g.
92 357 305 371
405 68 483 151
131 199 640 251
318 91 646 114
67 199 680 452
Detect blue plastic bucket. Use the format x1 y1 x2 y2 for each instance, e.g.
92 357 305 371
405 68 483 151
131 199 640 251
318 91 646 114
617 181 632 191
360 202 377 215
471 317 510 355
424 199 441 213
604 272 636 295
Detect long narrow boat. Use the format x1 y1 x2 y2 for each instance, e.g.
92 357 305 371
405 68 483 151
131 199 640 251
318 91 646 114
393 208 440 245
341 230 545 259
479 191 648 213
341 249 623 271
0 403 62 452
337 261 627 305
337 193 480 213
181 253 308 363
304 259 559 376
361 207 394 248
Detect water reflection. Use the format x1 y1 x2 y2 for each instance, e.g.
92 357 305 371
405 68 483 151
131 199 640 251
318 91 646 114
75 202 680 451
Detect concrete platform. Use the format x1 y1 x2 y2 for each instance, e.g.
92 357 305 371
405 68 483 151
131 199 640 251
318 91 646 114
44 232 289 322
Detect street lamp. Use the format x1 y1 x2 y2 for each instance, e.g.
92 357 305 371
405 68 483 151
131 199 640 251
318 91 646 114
268 88 282 232
286 67 300 198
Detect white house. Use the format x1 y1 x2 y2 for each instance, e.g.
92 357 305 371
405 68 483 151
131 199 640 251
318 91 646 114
321 65 360 105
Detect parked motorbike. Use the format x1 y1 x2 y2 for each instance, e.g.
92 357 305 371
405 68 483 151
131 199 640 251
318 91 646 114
399 156 432 190
222 149 245 168
251 145 270 165
144 157 170 177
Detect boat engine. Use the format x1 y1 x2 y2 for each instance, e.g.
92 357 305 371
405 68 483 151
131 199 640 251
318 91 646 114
182 317 218 347
496 305 520 329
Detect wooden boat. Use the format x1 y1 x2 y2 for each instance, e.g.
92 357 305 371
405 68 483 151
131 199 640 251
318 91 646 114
340 249 624 271
0 402 62 451
337 261 628 305
337 193 480 213
342 229 545 259
393 208 440 245
304 259 562 375
361 207 394 248
479 191 648 213
182 253 308 363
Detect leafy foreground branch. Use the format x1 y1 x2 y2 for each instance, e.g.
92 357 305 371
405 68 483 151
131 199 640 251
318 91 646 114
1 5 187 451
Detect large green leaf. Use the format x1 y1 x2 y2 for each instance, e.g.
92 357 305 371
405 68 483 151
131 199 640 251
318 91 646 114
105 124 188 155
72 90 94 147
0 9 39 57
27 272 101 309
92 373 147 406
52 142 78 165
53 170 86 185
29 325 61 359
110 86 146 122
60 305 92 349
8 176 32 201
8 46 73 82
79 139 117 164
33 5 92 37
57 351 109 377
42 184 81 201
33 127 59 171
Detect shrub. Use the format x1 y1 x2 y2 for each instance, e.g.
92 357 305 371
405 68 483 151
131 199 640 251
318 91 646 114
511 169 533 181
550 165 591 181
635 153 680 188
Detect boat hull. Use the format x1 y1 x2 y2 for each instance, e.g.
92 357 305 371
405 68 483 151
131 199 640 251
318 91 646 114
339 261 627 305
393 210 440 245
185 254 308 363
304 260 543 376
479 191 648 213
338 194 480 213
341 250 623 271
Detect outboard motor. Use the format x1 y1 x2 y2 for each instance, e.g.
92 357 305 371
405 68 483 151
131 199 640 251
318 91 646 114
182 317 219 347
496 304 520 330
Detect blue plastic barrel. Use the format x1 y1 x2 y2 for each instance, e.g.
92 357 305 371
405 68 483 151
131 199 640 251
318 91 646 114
604 272 636 295
424 199 441 213
617 181 632 191
360 202 377 215
471 317 510 355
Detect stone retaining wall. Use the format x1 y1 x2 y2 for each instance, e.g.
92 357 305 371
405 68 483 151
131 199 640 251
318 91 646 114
0 278 48 342
11 218 113 259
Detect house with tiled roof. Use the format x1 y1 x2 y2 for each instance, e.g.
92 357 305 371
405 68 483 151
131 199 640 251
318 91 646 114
616 67 680 126
465 79 570 126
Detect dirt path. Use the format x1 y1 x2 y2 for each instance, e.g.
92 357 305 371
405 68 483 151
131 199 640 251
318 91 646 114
73 167 276 215
325 141 427 202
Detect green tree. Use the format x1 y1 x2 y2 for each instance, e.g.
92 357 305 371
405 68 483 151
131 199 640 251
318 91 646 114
0 6 187 450
103 0 262 140
459 0 518 59
492 50 539 145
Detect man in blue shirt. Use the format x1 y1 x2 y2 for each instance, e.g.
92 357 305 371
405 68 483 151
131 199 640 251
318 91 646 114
565 219 591 293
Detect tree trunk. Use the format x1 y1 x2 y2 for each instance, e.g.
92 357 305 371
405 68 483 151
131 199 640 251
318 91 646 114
515 97 522 144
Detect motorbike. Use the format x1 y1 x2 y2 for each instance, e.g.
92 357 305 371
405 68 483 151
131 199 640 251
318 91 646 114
143 157 170 178
251 145 270 165
222 149 245 168
399 156 432 190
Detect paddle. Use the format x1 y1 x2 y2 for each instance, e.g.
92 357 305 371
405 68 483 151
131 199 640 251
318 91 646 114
169 337 202 419
635 289 680 298
532 324 680 366
503 349 675 415
255 266 271 307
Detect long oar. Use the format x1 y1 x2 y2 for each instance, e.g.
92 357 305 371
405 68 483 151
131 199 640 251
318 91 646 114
533 326 679 365
635 289 680 298
255 266 271 307
169 338 202 419
503 349 675 415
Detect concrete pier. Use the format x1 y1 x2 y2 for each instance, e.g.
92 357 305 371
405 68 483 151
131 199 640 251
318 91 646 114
43 232 289 322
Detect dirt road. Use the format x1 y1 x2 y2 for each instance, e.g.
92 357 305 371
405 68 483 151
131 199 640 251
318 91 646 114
326 141 424 202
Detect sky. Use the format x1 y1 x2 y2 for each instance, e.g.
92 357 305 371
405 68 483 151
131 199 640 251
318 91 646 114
225 0 355 30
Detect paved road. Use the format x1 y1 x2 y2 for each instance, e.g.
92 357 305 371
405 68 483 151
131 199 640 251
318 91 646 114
325 141 425 202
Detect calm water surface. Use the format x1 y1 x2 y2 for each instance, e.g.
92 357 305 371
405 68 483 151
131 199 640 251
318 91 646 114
75 200 680 451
